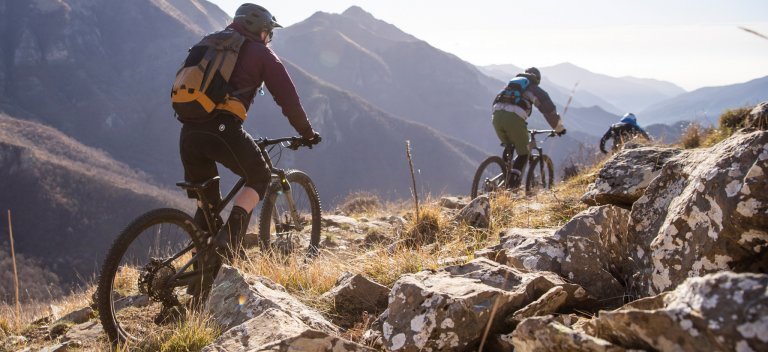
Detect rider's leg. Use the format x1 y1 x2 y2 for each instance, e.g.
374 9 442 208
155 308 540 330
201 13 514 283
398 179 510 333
496 111 530 189
210 115 271 257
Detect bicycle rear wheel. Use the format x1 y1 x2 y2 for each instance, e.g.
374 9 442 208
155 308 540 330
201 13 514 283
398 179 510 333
525 154 555 194
97 208 204 345
258 170 322 257
471 156 508 198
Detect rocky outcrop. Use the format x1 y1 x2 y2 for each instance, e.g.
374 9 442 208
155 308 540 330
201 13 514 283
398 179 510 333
257 330 377 352
560 205 630 303
746 101 767 130
206 265 337 334
594 272 768 352
439 196 469 210
508 272 768 351
377 258 587 351
454 195 490 228
321 272 389 316
627 131 768 297
475 228 563 273
480 205 630 305
511 315 624 352
581 146 681 207
203 266 379 351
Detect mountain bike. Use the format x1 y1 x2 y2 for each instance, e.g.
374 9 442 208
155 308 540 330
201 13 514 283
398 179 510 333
471 129 558 198
96 135 321 344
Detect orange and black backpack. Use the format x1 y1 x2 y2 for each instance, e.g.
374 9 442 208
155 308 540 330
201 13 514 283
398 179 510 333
171 29 253 122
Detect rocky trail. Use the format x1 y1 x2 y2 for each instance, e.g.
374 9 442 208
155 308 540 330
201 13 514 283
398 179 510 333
2 104 767 351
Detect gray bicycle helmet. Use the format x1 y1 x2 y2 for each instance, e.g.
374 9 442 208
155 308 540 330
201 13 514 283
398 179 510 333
233 3 282 35
524 67 541 85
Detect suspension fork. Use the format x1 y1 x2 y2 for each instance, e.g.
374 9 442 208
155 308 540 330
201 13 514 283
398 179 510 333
271 170 304 231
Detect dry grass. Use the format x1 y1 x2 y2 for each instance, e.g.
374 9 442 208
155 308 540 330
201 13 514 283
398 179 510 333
132 311 220 352
2 162 597 350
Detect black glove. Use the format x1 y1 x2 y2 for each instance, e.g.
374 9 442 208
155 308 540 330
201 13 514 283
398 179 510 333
305 132 321 145
557 129 567 136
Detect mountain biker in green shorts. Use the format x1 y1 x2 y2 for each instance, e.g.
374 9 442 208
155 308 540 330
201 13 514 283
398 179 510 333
492 67 566 188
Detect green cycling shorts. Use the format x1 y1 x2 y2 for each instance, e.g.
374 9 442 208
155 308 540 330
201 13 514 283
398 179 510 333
492 110 529 155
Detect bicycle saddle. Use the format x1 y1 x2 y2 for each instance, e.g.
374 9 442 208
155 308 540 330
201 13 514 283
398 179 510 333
175 176 220 191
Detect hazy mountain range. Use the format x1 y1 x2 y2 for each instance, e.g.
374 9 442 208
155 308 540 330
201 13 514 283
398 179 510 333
640 76 768 125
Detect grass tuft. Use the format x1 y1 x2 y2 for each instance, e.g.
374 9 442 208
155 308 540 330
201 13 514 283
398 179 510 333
136 311 220 352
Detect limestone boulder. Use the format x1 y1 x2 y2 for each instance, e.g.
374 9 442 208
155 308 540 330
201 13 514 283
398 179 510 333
454 195 490 228
322 215 360 229
320 272 389 316
510 315 625 352
378 258 587 351
203 308 373 352
206 265 337 334
505 286 568 326
559 205 630 303
257 330 377 352
439 196 469 209
476 228 564 273
627 131 768 297
582 146 681 207
746 101 767 130
594 272 768 352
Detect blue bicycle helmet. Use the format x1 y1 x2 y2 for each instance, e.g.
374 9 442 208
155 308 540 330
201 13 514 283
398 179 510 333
620 113 638 126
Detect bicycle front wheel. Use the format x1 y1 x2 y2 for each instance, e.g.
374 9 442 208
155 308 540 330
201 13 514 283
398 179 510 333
258 170 322 257
96 208 204 345
525 154 555 194
471 156 508 198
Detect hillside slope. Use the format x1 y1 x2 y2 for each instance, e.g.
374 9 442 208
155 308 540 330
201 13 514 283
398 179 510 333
0 114 187 286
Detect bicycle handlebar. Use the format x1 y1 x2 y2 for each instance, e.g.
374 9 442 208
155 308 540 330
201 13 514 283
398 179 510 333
529 129 558 137
257 136 318 150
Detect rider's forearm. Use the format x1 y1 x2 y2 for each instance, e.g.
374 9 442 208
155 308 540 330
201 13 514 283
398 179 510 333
283 105 314 138
543 111 565 132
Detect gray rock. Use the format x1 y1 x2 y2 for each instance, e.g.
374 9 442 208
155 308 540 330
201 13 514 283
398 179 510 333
594 272 768 352
626 131 768 297
454 195 491 228
746 101 767 130
61 320 103 343
322 215 360 229
477 228 564 273
202 308 312 351
439 196 469 209
38 342 73 352
560 205 629 303
511 315 625 352
320 272 389 316
378 258 587 351
54 307 93 325
582 146 681 208
257 330 377 351
206 265 338 334
507 286 568 326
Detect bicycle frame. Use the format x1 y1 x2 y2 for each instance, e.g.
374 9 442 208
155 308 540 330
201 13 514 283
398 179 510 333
161 136 307 291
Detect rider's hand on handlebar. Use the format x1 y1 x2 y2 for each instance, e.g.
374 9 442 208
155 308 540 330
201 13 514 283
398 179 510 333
305 132 322 146
557 129 566 136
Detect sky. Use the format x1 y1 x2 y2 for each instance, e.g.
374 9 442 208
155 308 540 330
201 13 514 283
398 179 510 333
207 0 768 91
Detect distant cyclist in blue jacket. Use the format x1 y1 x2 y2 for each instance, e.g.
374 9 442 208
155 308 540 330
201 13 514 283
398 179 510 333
599 113 651 154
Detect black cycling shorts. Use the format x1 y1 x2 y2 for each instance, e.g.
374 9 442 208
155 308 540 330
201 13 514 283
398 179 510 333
179 113 271 204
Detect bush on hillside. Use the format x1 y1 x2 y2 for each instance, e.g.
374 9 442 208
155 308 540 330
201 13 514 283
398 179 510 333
680 122 710 149
718 106 752 130
339 191 381 215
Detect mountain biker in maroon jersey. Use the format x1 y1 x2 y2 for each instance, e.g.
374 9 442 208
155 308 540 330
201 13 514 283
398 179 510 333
178 4 320 271
491 67 565 188
599 113 651 154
